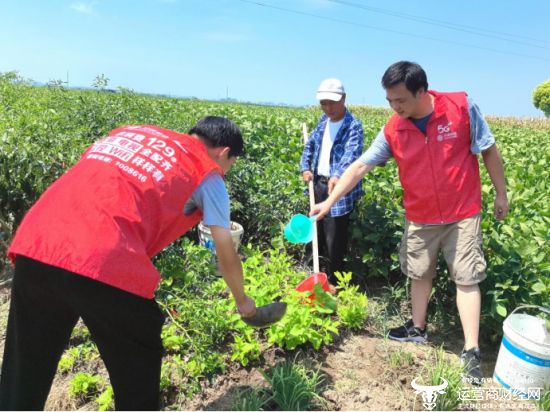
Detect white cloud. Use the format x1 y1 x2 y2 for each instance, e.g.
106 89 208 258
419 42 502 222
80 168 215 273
70 1 97 14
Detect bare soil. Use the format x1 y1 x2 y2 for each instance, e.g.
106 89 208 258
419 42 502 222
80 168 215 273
177 334 424 411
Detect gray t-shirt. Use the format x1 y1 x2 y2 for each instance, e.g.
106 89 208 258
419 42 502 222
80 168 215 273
359 97 495 166
183 173 230 228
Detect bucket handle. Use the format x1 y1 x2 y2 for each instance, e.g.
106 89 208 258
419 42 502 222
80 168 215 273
509 304 550 317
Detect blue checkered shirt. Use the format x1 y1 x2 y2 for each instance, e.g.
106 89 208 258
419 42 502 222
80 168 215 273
300 109 364 217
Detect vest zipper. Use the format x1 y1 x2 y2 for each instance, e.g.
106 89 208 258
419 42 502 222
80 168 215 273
425 134 445 223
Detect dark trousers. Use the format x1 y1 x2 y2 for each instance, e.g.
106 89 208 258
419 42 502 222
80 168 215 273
313 177 351 283
0 256 165 411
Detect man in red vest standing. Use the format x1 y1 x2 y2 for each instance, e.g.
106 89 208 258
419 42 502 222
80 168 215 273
0 116 257 410
311 61 508 384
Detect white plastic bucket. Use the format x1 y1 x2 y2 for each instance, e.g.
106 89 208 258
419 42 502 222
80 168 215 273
198 221 244 255
493 305 550 399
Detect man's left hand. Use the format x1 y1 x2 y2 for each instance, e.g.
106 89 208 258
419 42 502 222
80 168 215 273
328 177 339 195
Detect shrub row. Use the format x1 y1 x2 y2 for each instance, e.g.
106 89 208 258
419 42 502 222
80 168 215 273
1 73 548 337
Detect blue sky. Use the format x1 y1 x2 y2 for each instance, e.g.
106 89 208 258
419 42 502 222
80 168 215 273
1 0 549 117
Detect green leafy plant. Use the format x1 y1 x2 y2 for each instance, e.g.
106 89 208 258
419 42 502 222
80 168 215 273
266 289 339 350
230 330 262 366
58 349 77 374
237 247 340 351
335 271 368 330
58 343 99 374
311 283 337 312
382 282 408 305
70 324 92 342
69 372 103 401
96 385 114 411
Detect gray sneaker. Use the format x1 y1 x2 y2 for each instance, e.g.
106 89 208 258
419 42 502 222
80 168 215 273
388 319 428 343
460 347 482 386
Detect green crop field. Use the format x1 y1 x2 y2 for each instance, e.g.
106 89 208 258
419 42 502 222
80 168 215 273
0 72 549 410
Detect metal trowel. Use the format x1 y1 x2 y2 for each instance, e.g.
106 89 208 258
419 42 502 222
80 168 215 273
241 301 287 328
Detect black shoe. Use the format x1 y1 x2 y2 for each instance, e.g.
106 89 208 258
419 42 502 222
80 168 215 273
388 319 428 343
461 347 482 386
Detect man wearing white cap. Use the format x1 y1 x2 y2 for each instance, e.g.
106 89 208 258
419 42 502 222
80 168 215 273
300 78 364 283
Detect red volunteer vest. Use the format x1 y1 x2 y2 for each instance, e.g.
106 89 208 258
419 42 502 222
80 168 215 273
8 125 222 298
384 91 482 224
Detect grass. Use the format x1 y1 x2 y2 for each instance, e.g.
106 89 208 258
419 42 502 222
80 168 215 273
262 361 326 411
418 346 465 411
229 360 328 411
389 348 415 368
536 386 549 411
230 387 271 411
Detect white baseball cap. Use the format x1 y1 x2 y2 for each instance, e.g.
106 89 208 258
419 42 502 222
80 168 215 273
316 78 345 101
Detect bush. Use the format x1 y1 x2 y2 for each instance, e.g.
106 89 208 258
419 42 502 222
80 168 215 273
533 79 550 117
2 75 549 340
154 241 364 398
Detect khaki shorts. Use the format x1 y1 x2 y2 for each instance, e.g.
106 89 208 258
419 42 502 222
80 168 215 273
399 214 487 285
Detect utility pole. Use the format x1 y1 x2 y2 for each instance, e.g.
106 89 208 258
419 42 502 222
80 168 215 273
226 85 228 100
66 70 69 87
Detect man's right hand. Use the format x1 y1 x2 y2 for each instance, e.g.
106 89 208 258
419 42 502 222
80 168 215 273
237 295 256 318
209 225 256 318
302 171 313 184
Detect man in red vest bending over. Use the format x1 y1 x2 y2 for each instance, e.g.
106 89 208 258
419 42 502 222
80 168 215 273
311 61 508 384
0 116 257 410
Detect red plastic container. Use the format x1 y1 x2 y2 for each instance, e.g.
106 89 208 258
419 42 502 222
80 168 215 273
295 272 330 302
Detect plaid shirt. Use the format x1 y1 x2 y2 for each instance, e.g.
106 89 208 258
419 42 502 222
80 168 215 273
300 109 364 217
